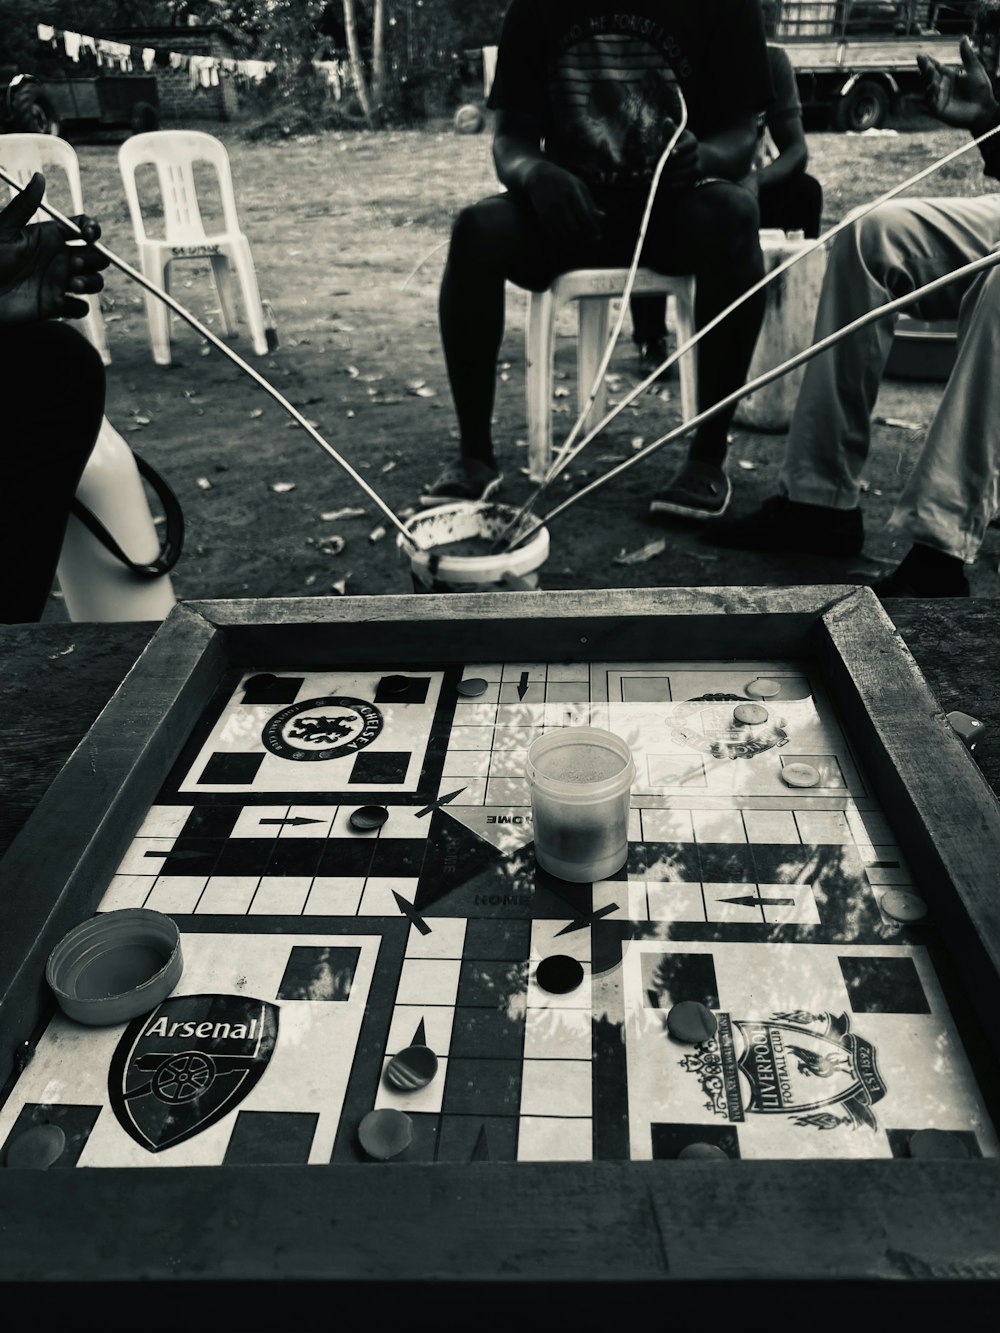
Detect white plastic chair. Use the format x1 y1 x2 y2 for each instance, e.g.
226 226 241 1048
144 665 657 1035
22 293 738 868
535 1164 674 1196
118 130 269 365
525 268 697 482
0 133 111 365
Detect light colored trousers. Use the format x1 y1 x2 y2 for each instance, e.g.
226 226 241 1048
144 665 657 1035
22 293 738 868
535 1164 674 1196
781 195 1000 561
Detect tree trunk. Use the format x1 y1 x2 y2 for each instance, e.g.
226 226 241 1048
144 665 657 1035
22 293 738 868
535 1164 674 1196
342 0 374 129
372 0 386 113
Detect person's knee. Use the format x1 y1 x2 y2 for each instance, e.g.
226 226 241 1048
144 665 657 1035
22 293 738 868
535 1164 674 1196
688 183 761 264
449 199 504 268
839 201 914 268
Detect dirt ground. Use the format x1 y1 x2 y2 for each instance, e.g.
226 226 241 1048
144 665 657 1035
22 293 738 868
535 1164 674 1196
47 112 1000 613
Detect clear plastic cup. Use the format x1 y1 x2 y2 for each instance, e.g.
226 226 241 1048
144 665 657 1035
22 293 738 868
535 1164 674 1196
526 727 635 882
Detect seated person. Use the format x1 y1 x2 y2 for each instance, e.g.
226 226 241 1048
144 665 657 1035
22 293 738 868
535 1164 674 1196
632 41 823 372
0 172 109 622
707 36 1000 597
428 0 774 520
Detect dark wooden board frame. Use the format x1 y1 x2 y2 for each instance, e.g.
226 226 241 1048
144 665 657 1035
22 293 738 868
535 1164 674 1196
2 586 999 1302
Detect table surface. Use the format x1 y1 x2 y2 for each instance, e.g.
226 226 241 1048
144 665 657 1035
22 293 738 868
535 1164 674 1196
2 599 996 859
0 597 997 1313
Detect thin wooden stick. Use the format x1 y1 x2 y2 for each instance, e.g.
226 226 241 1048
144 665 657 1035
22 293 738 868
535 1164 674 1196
496 119 1000 551
532 245 1000 534
0 166 415 546
546 95 689 472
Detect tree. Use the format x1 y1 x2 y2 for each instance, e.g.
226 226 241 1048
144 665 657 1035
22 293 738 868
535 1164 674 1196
342 0 375 127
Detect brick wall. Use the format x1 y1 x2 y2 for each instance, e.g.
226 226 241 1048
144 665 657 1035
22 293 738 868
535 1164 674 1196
104 26 242 122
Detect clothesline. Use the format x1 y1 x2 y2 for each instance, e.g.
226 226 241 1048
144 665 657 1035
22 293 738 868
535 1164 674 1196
35 21 277 88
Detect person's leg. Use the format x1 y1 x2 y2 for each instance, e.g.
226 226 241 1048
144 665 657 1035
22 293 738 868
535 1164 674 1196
642 180 766 516
0 322 105 622
435 193 558 499
782 196 999 509
708 195 1000 554
878 261 1000 591
630 293 668 345
758 172 824 238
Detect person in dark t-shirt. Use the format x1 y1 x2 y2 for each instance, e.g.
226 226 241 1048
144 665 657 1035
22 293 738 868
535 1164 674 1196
426 0 773 520
632 43 823 371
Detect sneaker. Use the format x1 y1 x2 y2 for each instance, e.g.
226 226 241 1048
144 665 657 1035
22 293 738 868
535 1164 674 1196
648 461 732 520
420 458 502 506
707 494 864 556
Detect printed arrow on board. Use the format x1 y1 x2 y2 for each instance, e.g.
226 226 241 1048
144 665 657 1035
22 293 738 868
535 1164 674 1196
144 848 209 860
718 894 796 907
517 671 530 700
258 816 324 826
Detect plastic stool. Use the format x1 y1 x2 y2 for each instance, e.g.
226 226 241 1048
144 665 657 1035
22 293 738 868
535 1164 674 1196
525 267 697 482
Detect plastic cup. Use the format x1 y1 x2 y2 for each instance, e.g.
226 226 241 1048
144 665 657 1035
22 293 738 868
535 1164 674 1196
526 727 635 882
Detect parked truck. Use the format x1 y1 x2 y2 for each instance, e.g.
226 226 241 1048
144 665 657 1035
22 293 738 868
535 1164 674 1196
767 0 995 130
1 55 159 139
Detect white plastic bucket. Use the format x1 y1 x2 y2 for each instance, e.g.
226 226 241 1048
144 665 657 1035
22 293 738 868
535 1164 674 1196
398 502 549 592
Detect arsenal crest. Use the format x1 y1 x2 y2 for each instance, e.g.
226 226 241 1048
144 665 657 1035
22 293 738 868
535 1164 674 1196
262 695 382 761
109 994 279 1153
679 1010 886 1132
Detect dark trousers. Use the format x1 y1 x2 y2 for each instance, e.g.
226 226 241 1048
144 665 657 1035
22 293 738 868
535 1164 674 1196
632 172 824 344
440 179 766 468
0 322 105 622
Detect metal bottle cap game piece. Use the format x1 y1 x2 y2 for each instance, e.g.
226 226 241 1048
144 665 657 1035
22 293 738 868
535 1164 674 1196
349 805 389 832
667 1001 718 1043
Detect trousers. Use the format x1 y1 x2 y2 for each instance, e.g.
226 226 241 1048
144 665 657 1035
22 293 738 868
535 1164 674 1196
440 179 764 466
780 195 1000 561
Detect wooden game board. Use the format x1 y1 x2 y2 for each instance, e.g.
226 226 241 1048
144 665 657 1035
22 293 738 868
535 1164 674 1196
1 588 998 1300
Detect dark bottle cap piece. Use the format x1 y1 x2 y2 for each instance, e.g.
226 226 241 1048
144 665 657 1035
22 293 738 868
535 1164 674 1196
382 675 411 695
535 954 585 994
456 677 489 697
385 1044 439 1092
349 805 389 831
678 1141 729 1161
907 1128 970 1159
5 1123 66 1170
667 1000 718 1043
358 1108 413 1160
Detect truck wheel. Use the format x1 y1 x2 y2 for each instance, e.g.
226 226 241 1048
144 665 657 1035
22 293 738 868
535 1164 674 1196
129 102 160 134
831 80 889 133
10 82 60 136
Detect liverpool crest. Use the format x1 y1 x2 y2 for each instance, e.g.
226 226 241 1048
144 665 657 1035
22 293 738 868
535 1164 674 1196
680 1010 886 1132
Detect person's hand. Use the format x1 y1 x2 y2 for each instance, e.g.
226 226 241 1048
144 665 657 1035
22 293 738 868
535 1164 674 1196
0 172 109 325
522 160 604 245
659 123 702 189
917 35 1000 132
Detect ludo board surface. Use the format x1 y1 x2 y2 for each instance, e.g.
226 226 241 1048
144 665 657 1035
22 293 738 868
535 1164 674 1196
2 659 995 1168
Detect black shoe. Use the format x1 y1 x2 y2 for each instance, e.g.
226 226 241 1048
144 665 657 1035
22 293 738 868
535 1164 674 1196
870 546 970 598
707 494 864 557
420 458 502 506
649 460 731 520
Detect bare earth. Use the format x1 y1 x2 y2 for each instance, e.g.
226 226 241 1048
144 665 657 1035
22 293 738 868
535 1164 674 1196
51 114 1000 611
